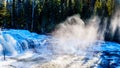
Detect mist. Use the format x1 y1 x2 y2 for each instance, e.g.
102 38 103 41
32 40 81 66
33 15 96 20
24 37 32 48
49 11 120 55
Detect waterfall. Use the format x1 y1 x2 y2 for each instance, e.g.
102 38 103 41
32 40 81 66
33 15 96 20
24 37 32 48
0 29 49 56
49 14 120 55
0 14 120 57
0 14 120 68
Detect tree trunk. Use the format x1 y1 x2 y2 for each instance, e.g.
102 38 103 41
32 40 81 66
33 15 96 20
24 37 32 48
11 0 16 28
31 0 35 31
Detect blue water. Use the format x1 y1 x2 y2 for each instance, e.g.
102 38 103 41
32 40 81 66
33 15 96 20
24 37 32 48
0 29 120 57
0 29 50 56
0 29 120 68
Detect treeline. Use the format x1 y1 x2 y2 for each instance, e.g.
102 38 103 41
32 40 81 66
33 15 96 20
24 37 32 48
0 0 118 33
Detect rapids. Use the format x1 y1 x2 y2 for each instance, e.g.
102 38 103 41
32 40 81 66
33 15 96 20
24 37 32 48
0 29 120 68
0 14 120 68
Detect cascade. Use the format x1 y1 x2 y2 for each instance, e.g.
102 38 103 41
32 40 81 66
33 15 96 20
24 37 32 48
0 29 49 56
0 14 120 67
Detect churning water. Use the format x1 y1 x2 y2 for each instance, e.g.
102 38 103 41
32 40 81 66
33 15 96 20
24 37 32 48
0 12 120 68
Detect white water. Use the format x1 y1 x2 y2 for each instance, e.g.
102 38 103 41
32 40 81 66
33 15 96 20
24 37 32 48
0 13 120 68
110 10 120 39
50 12 120 54
0 29 50 56
50 15 103 55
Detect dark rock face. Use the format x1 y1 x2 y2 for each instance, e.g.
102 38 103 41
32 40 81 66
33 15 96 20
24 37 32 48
113 27 120 44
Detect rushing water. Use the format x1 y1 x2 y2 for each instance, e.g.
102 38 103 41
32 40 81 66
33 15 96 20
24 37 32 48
0 29 119 68
0 29 50 56
0 14 120 68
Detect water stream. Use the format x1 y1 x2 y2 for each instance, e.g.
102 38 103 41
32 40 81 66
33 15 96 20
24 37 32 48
0 14 120 68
